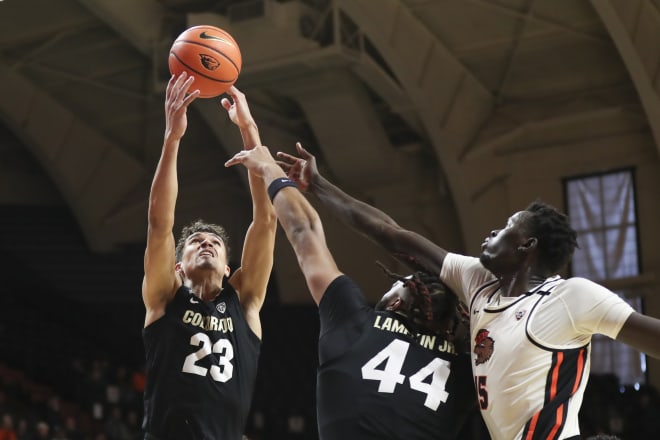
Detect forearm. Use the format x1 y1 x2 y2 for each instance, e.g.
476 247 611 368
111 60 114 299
237 169 277 296
148 136 180 231
240 120 273 221
310 173 448 273
239 120 261 150
310 175 398 242
262 165 319 242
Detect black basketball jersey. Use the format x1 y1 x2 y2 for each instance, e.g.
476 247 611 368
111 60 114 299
317 276 475 440
142 284 260 440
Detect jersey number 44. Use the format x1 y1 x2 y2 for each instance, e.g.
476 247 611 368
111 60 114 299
361 339 451 411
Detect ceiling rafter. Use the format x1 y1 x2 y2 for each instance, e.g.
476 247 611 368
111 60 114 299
465 0 610 43
338 0 495 251
28 62 148 100
75 0 168 53
591 0 660 158
495 0 536 102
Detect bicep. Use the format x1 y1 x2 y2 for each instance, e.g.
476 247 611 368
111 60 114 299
142 229 179 310
382 226 448 274
287 223 342 305
232 218 277 311
616 312 660 359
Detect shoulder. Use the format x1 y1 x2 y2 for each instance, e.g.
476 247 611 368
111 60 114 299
545 277 627 319
319 275 363 303
557 277 612 297
444 252 480 266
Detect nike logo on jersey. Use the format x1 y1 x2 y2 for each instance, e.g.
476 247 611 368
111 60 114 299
199 31 231 44
190 297 199 304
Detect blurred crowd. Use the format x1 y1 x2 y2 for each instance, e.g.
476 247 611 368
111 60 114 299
1 339 660 439
0 291 659 440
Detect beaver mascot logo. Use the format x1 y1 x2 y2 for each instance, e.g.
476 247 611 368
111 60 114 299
199 54 220 71
474 328 494 365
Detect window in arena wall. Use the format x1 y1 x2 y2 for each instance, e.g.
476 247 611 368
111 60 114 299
564 168 645 386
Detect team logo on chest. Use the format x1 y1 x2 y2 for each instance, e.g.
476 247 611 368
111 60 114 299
216 302 226 314
515 309 527 320
474 329 494 365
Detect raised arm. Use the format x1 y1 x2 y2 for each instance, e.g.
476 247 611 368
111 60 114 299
277 143 449 275
617 312 660 359
142 73 199 327
226 146 342 305
221 87 277 338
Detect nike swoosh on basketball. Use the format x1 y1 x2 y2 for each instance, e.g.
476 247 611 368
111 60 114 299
199 31 230 44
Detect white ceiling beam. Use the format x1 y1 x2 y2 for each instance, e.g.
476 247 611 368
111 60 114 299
75 0 168 53
465 0 610 43
591 0 660 157
495 0 537 102
337 0 495 252
0 61 145 251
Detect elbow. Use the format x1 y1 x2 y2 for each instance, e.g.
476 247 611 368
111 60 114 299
262 206 278 230
285 214 319 248
147 200 174 231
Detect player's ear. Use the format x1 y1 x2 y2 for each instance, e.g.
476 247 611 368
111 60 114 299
175 262 185 280
518 237 537 252
224 264 231 278
386 297 402 311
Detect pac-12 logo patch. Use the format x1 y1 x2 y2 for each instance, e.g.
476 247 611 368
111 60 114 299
515 309 527 320
216 302 226 314
474 329 494 365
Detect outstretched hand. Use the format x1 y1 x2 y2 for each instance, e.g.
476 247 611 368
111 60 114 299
165 72 200 141
225 145 280 178
276 142 319 192
221 86 254 131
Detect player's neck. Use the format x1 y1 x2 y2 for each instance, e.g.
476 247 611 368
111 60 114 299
499 271 548 297
185 276 224 301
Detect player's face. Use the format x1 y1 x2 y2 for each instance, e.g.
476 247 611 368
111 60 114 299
179 232 229 277
479 211 532 276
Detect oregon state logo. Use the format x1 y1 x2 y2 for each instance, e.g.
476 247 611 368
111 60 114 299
474 328 494 365
199 54 220 71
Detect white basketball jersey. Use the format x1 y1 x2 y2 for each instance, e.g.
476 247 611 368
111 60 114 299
441 253 634 440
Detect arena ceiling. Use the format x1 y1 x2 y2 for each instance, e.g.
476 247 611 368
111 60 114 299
1 0 659 304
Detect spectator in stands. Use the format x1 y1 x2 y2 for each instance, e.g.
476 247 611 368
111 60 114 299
0 413 17 440
32 422 49 440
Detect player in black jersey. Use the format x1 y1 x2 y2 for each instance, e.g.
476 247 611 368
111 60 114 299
225 145 476 440
141 73 276 440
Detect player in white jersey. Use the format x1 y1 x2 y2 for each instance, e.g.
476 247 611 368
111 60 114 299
274 143 660 440
441 254 632 439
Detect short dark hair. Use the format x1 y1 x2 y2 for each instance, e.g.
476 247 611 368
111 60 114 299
175 219 230 263
525 200 578 274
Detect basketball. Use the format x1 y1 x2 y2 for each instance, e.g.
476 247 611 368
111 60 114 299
168 25 242 98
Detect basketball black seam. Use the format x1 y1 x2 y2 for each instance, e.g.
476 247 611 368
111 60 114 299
172 40 241 73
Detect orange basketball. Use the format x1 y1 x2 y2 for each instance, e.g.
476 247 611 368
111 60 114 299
168 25 242 98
